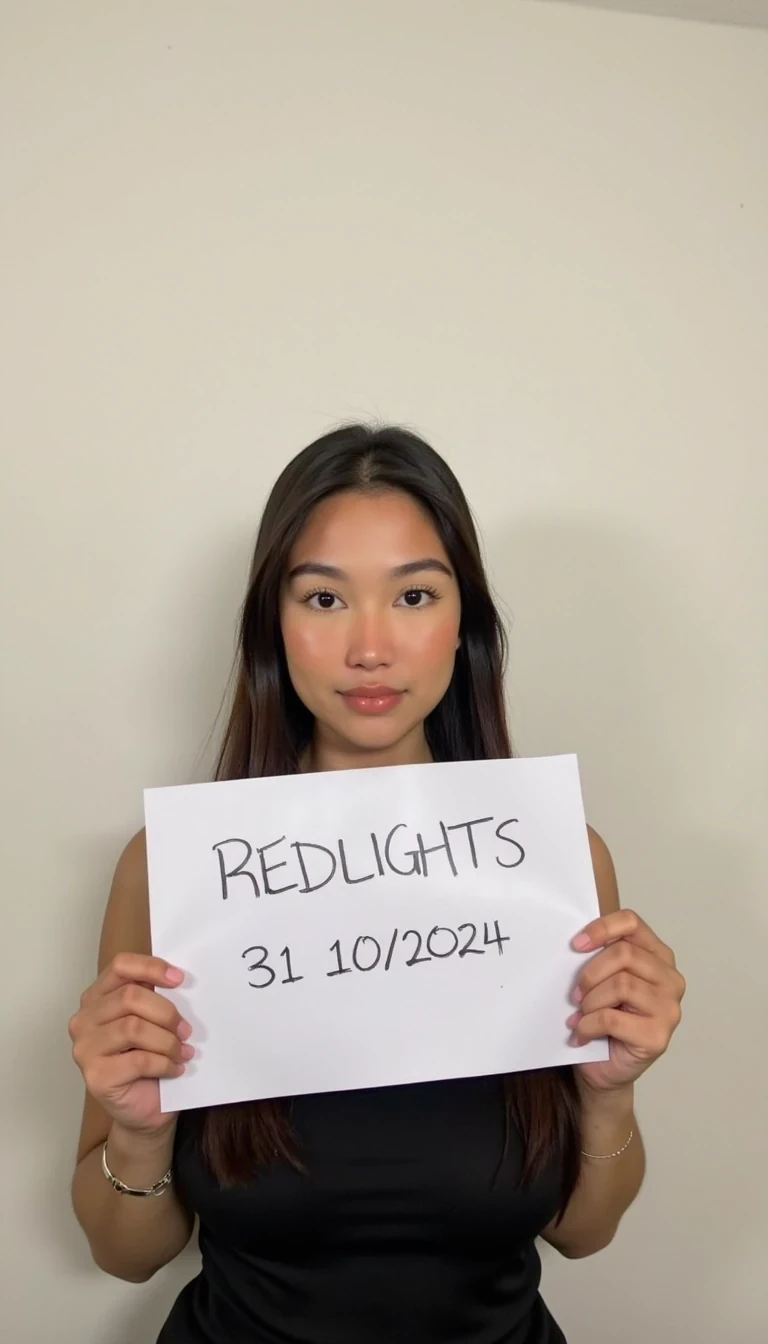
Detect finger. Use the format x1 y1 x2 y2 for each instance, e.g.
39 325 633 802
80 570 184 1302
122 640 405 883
94 1016 191 1063
573 909 676 967
570 1006 673 1057
83 1050 186 1097
575 971 660 1019
84 953 184 1005
93 983 191 1038
574 941 667 999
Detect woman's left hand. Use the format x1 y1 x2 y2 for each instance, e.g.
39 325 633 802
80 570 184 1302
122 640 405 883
566 908 685 1093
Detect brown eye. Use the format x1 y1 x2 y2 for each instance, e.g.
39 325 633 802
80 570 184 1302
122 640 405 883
303 589 344 611
395 586 440 609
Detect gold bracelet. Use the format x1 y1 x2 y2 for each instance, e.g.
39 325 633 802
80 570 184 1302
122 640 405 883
581 1127 635 1161
101 1139 173 1197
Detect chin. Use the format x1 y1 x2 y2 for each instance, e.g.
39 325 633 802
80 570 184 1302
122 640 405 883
329 714 419 755
343 722 406 749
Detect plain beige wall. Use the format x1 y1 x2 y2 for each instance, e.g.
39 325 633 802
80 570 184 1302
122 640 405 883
2 2 766 1341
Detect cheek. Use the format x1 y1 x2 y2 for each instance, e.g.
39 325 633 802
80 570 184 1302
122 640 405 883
409 610 460 667
281 615 336 676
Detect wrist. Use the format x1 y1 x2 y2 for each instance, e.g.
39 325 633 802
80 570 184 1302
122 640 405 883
109 1115 177 1148
106 1119 177 1183
576 1077 635 1121
576 1083 637 1165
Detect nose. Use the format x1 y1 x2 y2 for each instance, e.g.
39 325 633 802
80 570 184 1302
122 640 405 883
344 606 394 672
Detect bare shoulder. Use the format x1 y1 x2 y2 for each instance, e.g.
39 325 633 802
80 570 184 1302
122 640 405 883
114 826 148 884
97 827 151 972
586 824 621 916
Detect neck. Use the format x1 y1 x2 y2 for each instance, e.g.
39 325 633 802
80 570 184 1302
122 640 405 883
304 724 433 773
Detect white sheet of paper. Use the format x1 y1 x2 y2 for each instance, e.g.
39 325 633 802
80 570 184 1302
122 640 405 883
145 753 608 1112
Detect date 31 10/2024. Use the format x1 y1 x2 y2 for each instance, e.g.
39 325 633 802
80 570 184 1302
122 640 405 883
242 920 510 989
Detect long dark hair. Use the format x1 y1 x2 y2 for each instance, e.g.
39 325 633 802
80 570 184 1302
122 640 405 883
201 421 581 1213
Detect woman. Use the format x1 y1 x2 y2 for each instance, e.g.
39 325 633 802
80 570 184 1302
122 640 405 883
68 422 685 1343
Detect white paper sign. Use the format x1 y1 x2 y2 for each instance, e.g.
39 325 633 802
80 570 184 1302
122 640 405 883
145 753 608 1112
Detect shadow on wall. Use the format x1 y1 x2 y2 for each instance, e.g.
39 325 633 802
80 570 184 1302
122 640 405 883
491 516 765 1344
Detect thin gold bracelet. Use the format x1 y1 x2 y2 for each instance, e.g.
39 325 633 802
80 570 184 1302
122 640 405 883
580 1127 635 1161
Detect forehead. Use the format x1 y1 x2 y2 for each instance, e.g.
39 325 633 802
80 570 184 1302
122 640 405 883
288 490 448 564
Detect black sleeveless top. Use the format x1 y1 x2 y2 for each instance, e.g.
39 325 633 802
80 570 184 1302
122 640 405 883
157 1076 567 1344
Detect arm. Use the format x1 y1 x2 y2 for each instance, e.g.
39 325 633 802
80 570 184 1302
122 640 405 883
542 1081 645 1258
542 827 683 1259
70 830 195 1282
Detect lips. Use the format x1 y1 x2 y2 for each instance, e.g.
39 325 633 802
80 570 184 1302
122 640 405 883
343 685 402 698
339 686 405 716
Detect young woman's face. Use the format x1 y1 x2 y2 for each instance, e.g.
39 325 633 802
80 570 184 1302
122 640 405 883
280 489 462 767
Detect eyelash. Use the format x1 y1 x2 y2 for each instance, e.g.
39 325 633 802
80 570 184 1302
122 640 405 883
300 584 442 611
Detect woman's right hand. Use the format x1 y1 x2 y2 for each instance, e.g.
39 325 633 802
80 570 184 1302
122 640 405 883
68 953 193 1136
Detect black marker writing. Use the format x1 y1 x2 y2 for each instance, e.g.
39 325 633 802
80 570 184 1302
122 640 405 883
241 918 511 991
214 814 527 901
213 838 261 900
384 823 421 876
416 820 458 878
291 840 337 893
242 943 305 987
257 836 298 896
446 816 494 868
370 832 386 877
338 838 375 885
495 819 525 868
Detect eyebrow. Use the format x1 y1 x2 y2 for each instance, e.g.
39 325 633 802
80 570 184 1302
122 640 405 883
287 557 454 582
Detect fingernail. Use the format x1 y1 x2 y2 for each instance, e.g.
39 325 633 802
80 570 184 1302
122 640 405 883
565 1011 582 1029
568 1031 582 1047
180 1044 195 1061
572 932 592 951
165 967 184 985
173 1063 186 1075
177 1019 192 1040
571 985 583 1004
